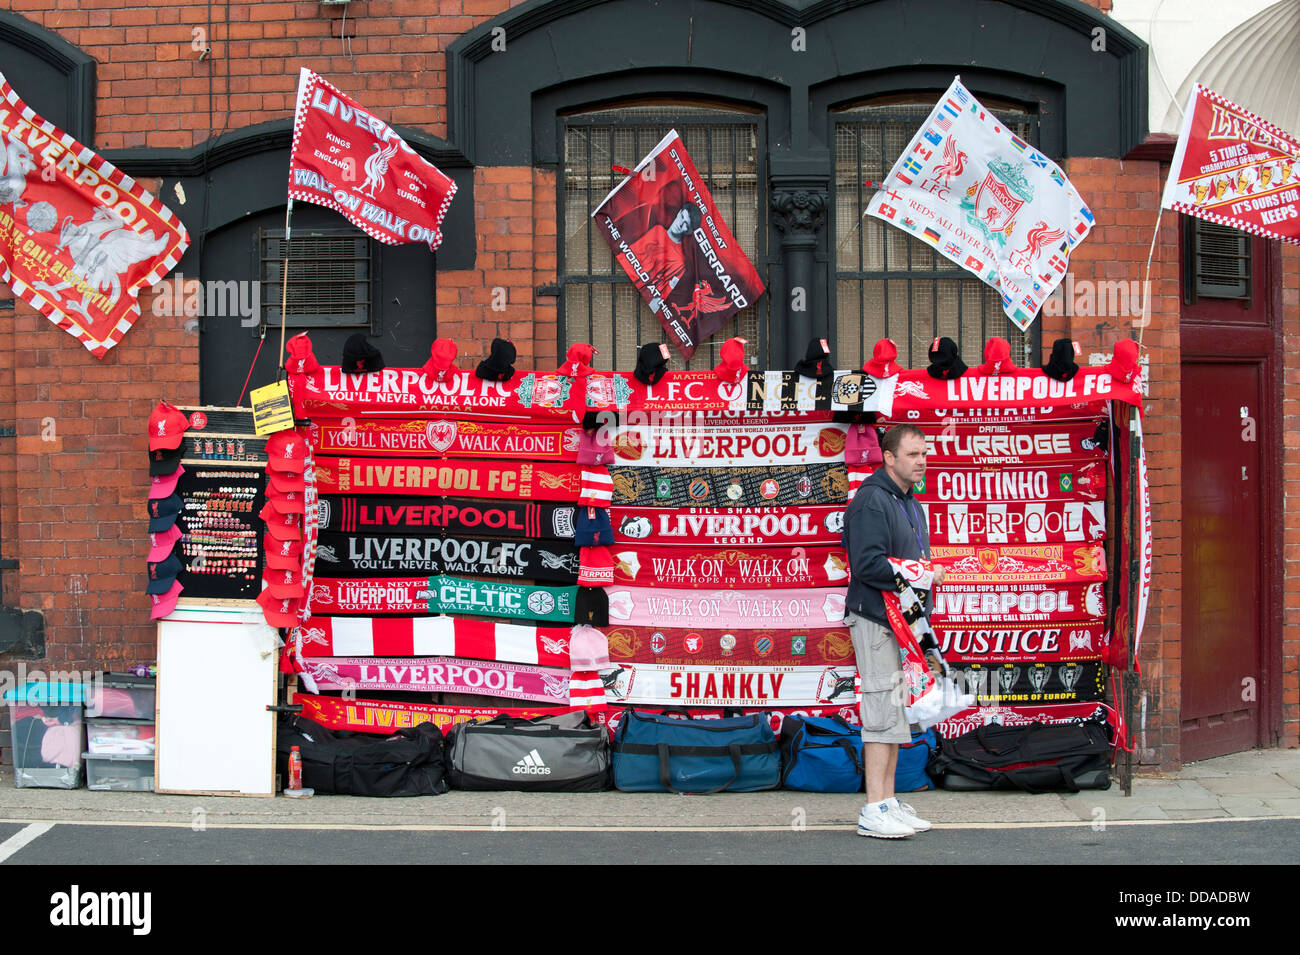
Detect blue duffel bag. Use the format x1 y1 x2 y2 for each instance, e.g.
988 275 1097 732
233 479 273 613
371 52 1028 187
896 727 939 792
611 709 780 793
779 714 864 792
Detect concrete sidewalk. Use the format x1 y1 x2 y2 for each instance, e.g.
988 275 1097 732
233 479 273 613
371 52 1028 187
1 749 1296 830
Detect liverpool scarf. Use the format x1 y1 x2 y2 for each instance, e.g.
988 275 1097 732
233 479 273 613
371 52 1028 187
605 625 856 666
929 499 1106 546
313 531 579 583
611 463 847 507
920 419 1107 465
611 421 847 468
606 585 846 629
309 417 581 461
309 574 587 623
936 622 1110 664
318 496 575 540
610 545 849 589
936 701 1118 741
880 557 973 729
314 456 581 500
932 580 1106 625
948 659 1106 705
292 615 575 666
914 461 1106 504
611 504 844 547
602 662 860 707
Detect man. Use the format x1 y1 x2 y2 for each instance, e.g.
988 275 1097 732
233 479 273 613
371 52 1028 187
627 203 702 313
842 423 945 838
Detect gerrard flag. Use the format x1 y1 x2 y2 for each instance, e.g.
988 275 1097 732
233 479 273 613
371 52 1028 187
0 70 189 357
288 68 456 250
1161 83 1300 244
591 130 765 361
867 76 1094 331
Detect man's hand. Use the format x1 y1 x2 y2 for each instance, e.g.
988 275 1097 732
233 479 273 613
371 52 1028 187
932 564 946 586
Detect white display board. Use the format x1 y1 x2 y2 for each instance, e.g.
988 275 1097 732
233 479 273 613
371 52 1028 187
156 606 279 796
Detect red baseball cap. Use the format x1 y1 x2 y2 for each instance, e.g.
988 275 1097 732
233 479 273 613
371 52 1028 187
149 579 184 620
148 525 182 562
258 588 301 628
149 463 185 500
266 488 306 515
148 401 190 451
267 469 305 494
263 567 303 599
264 536 304 570
265 430 307 473
260 501 301 540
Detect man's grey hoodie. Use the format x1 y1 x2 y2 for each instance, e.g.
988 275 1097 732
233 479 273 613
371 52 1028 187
841 466 931 625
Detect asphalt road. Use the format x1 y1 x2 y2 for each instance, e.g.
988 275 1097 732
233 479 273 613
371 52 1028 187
1 817 1297 865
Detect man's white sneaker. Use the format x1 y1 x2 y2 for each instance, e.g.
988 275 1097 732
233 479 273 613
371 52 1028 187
857 802 916 838
889 798 931 832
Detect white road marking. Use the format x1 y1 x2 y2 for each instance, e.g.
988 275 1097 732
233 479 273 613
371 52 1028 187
0 822 55 862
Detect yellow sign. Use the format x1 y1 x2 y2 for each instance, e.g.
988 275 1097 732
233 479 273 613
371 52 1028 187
250 380 294 436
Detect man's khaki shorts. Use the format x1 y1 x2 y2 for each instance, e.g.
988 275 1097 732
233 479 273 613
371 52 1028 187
847 613 912 745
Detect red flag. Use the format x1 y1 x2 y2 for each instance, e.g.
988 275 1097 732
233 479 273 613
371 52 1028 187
0 70 189 357
1162 83 1300 244
288 68 456 250
591 131 764 361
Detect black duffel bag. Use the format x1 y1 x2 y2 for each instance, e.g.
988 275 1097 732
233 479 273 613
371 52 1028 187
445 711 610 792
927 721 1112 793
276 715 449 797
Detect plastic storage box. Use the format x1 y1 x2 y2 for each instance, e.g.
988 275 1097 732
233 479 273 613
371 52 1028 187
83 752 155 792
3 682 85 789
85 718 156 756
84 673 155 720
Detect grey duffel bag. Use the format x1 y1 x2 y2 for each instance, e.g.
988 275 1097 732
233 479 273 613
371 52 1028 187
445 711 611 792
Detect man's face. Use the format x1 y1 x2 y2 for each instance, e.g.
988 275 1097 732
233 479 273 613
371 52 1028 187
885 433 927 490
668 207 694 239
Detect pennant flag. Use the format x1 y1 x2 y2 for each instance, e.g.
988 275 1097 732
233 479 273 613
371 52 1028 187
591 130 765 361
288 68 457 250
0 70 189 357
1161 83 1300 245
867 76 1094 331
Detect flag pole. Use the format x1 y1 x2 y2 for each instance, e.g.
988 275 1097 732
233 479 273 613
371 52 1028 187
1136 206 1163 348
276 197 295 369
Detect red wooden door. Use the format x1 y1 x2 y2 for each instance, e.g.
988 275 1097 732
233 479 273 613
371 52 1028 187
1179 361 1262 760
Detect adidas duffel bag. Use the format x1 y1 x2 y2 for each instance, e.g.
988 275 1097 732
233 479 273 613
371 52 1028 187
612 709 780 794
445 711 610 792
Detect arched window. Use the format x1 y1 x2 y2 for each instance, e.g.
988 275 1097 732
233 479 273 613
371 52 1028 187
559 102 767 370
832 97 1041 368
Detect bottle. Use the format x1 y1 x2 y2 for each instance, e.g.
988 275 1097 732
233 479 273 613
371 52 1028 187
288 746 302 791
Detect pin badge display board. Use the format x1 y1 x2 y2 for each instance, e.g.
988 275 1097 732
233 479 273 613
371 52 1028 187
156 606 279 796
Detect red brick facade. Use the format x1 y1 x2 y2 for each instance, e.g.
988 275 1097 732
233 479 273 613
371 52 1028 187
0 0 1294 769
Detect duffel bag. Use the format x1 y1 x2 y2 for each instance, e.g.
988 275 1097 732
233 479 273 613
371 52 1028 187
927 721 1111 793
276 715 449 797
612 709 780 794
779 715 863 793
896 727 938 793
445 711 610 792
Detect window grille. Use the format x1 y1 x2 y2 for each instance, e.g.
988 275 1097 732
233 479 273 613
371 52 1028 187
259 229 375 331
1186 216 1250 303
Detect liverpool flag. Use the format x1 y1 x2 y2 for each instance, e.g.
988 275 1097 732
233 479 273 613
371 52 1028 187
288 69 457 250
591 131 764 361
867 76 1094 331
1162 83 1300 245
0 70 189 357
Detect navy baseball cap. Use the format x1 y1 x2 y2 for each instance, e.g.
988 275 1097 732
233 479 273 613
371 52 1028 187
146 552 183 594
147 493 183 533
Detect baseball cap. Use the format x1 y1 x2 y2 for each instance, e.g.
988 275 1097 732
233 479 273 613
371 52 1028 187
264 536 304 570
148 579 184 620
146 553 183 595
259 501 301 540
263 566 303 599
265 430 307 473
149 446 183 477
267 469 305 494
147 494 183 533
148 400 189 451
266 488 305 515
148 524 182 562
149 463 185 500
258 588 301 628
